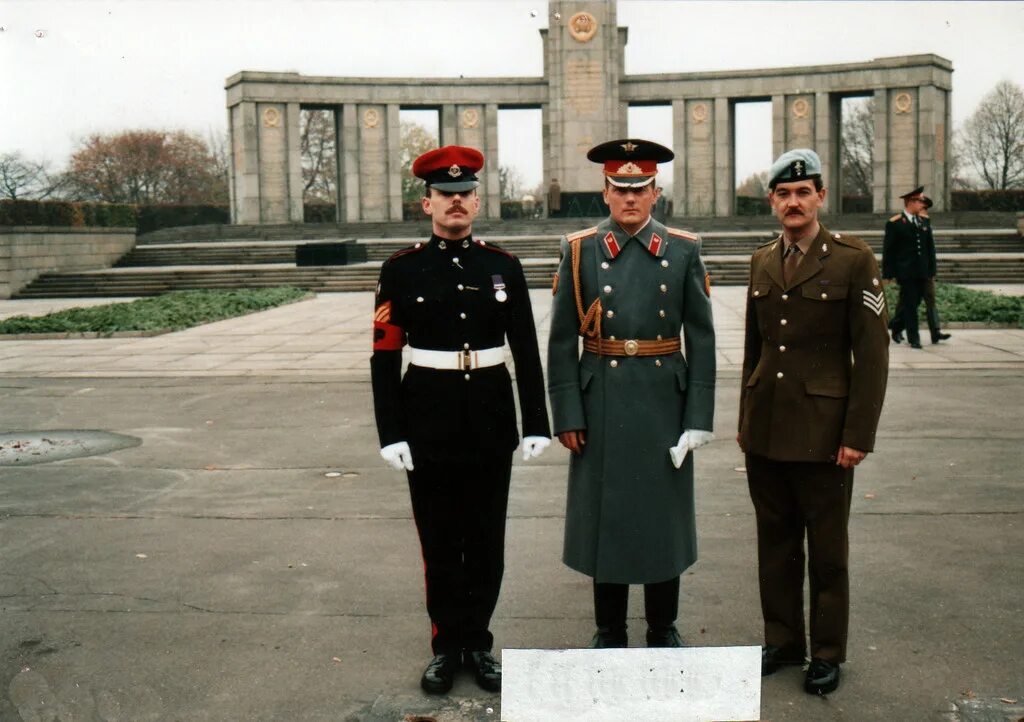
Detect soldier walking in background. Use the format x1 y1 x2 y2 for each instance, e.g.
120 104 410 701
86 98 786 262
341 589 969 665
370 145 551 695
548 139 716 650
739 149 889 695
888 194 951 344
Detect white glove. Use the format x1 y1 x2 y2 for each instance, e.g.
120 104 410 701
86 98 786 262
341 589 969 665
669 430 715 469
522 436 551 460
380 441 414 471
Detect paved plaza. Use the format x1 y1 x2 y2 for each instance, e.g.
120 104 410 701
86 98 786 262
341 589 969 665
1 288 1022 721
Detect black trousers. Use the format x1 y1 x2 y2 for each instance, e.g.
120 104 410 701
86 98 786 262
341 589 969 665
745 453 854 664
892 277 927 345
407 453 513 655
891 278 943 342
593 577 680 630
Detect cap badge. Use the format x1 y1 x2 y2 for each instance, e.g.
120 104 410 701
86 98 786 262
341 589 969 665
615 162 643 175
621 141 638 153
793 160 805 176
448 164 462 178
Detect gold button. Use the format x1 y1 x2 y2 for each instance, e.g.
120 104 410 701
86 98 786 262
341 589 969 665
609 335 616 340
780 319 788 325
661 260 669 268
779 345 786 352
659 310 666 318
415 243 422 249
660 284 667 293
458 284 464 290
777 371 784 379
606 310 614 318
781 294 788 301
610 360 618 368
821 292 828 300
459 312 467 319
753 290 760 297
464 343 470 349
655 359 662 367
417 296 424 303
601 262 610 270
657 334 663 340
452 256 459 264
464 374 471 381
604 285 612 293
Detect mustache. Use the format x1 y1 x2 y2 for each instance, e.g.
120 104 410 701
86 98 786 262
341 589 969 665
785 209 803 216
447 205 467 214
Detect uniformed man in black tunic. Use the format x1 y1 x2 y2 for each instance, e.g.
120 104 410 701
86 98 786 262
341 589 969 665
882 186 938 349
370 145 551 695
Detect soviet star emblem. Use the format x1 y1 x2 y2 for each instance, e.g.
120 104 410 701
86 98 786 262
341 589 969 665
448 164 462 177
621 141 638 153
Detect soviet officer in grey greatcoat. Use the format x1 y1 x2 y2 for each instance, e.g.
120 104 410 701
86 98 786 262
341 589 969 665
739 149 889 696
548 139 716 649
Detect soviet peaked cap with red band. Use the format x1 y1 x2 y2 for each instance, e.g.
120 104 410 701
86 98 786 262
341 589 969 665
587 138 674 188
412 145 484 192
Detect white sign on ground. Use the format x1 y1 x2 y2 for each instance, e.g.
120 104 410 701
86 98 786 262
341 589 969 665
501 646 761 722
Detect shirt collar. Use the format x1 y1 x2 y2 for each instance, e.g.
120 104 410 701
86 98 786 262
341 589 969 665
430 233 473 251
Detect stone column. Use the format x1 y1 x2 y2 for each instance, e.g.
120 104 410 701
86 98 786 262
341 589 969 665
771 95 786 160
357 104 389 221
440 105 457 146
483 104 501 220
286 103 304 223
684 99 715 217
713 97 733 217
386 104 403 221
229 101 260 224
340 104 361 223
871 88 889 214
886 87 919 210
671 99 687 218
917 84 948 211
814 91 836 213
257 102 289 223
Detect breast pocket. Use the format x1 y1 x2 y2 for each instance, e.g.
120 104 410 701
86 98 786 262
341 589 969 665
800 284 848 325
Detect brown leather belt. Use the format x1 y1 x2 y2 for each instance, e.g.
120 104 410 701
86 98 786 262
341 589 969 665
582 337 681 357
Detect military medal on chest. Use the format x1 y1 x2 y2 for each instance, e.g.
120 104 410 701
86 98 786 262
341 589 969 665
492 274 507 302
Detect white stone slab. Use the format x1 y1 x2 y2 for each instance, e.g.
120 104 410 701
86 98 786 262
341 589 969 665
501 646 761 722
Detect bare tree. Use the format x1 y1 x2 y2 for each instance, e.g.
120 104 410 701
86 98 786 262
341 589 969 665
959 80 1024 189
300 110 337 204
0 152 63 199
400 121 438 202
736 171 768 197
840 98 874 197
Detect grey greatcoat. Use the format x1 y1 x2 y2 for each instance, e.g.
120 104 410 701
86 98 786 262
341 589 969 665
547 216 716 584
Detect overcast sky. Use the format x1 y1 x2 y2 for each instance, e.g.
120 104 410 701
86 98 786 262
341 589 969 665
3 0 1023 191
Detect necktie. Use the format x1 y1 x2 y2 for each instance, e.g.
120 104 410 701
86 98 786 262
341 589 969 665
783 244 802 286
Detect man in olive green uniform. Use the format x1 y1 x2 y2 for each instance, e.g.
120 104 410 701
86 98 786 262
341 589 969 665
739 149 889 695
548 139 716 650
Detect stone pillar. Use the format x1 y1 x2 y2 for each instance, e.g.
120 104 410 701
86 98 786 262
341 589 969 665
886 87 919 210
286 103 304 223
340 104 361 223
543 0 623 194
671 99 687 218
386 104 402 221
229 101 260 224
357 104 389 221
440 105 457 146
786 94 816 148
871 87 889 214
771 95 786 160
814 91 837 213
917 84 948 211
713 97 733 217
257 102 290 223
454 104 493 219
483 104 501 220
684 99 715 216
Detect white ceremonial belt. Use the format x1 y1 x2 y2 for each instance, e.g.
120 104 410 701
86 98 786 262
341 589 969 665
409 346 506 371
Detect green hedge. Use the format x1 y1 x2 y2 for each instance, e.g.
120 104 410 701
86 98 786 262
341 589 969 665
951 190 1024 212
136 204 229 234
883 281 1024 327
0 200 137 227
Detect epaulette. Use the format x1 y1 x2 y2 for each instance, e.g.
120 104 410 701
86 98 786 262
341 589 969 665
667 227 700 242
386 242 428 262
889 213 901 222
474 238 516 259
757 235 781 249
830 232 870 251
566 227 598 242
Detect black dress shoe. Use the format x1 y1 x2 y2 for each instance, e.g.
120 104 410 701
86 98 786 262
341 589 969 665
646 625 683 648
891 329 904 344
761 645 805 676
420 653 459 695
589 627 628 648
463 650 501 692
910 342 923 349
932 332 951 343
804 658 841 695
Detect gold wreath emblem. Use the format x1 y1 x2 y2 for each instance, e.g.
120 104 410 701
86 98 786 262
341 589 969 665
448 164 462 178
262 107 280 128
569 11 597 43
894 92 913 114
792 98 809 119
615 162 643 175
692 103 708 124
363 108 380 128
461 108 479 129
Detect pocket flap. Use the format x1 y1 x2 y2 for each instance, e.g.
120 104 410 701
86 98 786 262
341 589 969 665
675 369 687 391
744 367 761 388
801 284 848 301
751 283 772 300
580 367 594 391
805 378 848 398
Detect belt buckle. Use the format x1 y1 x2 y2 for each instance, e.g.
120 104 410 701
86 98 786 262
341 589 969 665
623 339 639 356
461 349 473 371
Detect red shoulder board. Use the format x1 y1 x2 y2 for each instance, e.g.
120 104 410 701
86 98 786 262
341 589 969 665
386 242 428 262
566 227 598 242
474 239 516 259
667 227 700 242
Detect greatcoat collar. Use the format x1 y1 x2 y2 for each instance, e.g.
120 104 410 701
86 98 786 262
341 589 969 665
597 216 667 260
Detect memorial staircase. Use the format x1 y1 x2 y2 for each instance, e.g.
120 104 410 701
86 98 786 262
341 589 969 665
14 213 1024 298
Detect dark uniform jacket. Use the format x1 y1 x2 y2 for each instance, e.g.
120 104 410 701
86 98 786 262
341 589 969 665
882 212 936 280
548 216 716 584
371 234 550 462
739 224 889 462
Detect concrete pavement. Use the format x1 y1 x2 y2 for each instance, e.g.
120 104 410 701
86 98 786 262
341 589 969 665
1 289 1022 721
